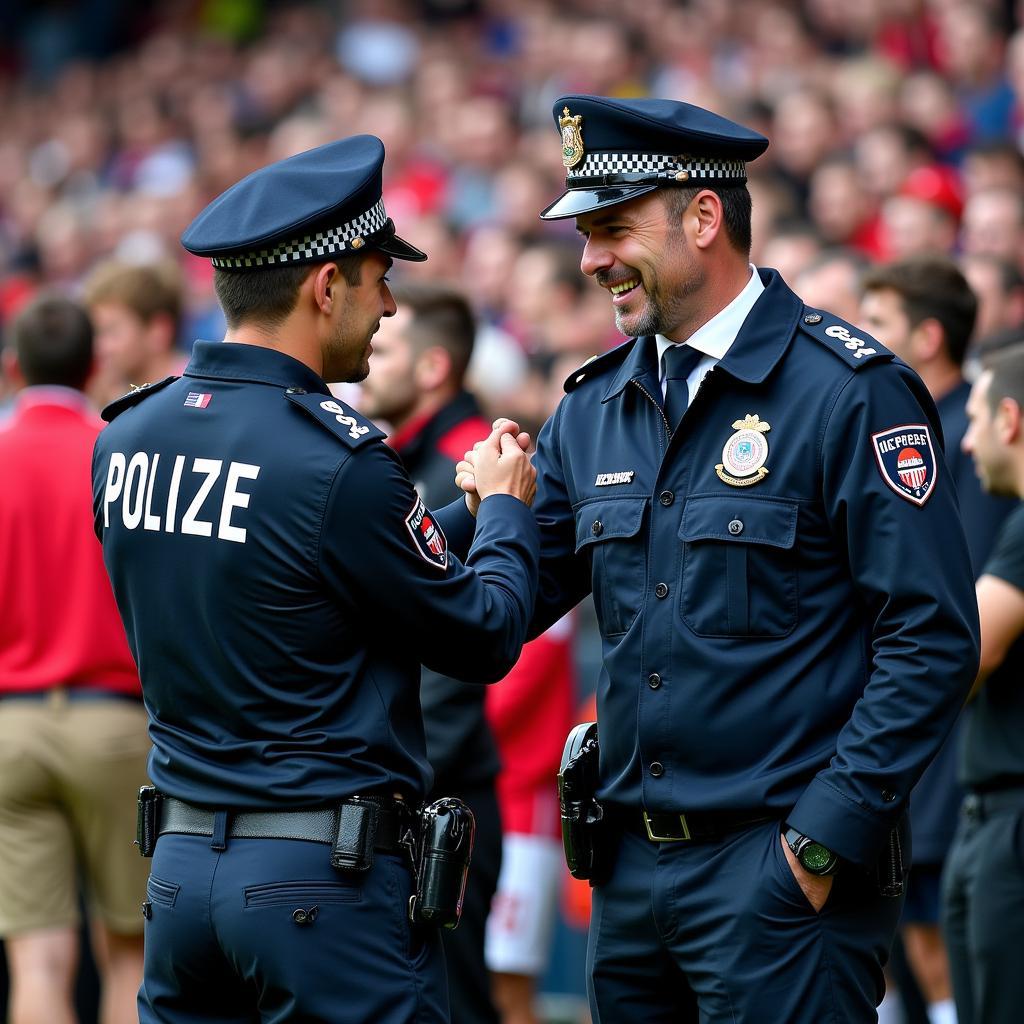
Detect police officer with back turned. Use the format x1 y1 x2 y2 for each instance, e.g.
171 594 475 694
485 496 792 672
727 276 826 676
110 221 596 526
92 135 539 1024
458 95 980 1023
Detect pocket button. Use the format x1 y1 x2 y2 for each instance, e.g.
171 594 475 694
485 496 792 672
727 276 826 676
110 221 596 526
728 519 743 535
591 520 603 536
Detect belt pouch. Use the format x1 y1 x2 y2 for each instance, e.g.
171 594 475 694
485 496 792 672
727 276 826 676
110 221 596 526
331 799 379 873
136 786 162 857
557 722 609 883
408 797 475 930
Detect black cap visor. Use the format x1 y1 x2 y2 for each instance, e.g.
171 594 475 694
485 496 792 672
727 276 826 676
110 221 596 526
371 219 427 262
539 183 661 220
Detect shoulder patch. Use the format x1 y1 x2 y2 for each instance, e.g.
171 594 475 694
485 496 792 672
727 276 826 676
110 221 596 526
284 391 385 448
405 494 448 570
871 423 938 507
101 376 179 422
799 309 893 370
563 341 634 392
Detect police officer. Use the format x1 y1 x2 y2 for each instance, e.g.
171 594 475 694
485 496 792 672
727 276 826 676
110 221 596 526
459 96 980 1022
91 135 539 1024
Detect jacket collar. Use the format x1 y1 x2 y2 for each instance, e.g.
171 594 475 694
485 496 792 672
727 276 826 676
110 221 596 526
184 340 330 395
602 268 801 402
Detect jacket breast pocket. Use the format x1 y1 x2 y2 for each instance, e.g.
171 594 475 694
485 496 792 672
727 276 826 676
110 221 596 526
679 495 798 638
575 497 649 638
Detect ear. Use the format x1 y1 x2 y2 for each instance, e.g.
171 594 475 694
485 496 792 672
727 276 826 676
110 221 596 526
311 263 341 314
414 346 453 392
911 318 944 363
997 396 1022 444
691 190 724 251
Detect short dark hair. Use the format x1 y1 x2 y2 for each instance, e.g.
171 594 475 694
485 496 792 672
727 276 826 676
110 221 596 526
983 341 1024 413
213 253 365 330
10 293 93 389
85 259 183 333
390 284 476 383
661 183 753 255
861 256 978 367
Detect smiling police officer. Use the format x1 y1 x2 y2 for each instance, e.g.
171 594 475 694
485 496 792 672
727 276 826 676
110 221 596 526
92 135 539 1024
460 95 981 1023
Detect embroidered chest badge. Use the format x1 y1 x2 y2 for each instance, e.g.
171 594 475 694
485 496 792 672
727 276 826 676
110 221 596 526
716 414 771 487
871 424 937 506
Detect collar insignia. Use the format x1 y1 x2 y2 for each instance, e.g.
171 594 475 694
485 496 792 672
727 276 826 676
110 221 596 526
559 106 584 169
716 414 770 487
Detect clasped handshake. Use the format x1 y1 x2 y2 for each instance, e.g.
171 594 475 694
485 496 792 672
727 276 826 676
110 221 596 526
454 417 536 514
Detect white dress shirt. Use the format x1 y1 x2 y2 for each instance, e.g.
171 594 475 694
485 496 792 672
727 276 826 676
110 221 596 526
656 265 764 404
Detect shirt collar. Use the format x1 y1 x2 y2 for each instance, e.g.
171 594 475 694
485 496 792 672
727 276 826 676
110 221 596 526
184 340 331 395
654 264 764 365
602 269 800 401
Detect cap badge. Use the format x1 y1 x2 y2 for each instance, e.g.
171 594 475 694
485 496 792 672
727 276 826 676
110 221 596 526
559 106 585 169
716 414 771 487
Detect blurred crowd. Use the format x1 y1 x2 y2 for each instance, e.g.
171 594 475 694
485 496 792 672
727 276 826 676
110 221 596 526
1 0 1023 426
3 2 1024 1022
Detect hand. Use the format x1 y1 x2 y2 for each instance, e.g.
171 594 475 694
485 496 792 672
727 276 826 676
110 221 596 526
455 419 531 516
470 424 536 508
780 834 834 913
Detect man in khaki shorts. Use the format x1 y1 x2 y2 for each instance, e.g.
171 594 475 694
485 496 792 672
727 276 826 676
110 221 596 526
0 293 151 1024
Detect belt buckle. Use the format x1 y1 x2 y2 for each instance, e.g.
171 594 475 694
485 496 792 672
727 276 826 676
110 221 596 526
643 811 691 843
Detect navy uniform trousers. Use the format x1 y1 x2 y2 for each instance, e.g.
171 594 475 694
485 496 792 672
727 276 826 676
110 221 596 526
139 833 448 1024
588 822 905 1023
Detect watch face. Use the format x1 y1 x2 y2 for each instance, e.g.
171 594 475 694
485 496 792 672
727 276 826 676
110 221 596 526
801 842 834 873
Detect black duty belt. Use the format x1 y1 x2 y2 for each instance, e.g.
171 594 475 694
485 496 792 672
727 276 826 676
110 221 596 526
617 807 776 844
159 795 410 853
962 787 1024 822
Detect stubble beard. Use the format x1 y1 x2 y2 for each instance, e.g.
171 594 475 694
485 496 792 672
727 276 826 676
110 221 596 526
614 230 702 338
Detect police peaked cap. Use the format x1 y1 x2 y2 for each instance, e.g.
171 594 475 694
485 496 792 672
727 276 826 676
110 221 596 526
540 95 769 220
181 135 426 269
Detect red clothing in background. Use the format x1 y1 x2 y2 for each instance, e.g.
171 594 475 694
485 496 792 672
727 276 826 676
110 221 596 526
485 614 575 840
0 388 138 694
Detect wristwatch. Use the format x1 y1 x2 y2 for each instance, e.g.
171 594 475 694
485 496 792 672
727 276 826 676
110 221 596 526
783 825 839 876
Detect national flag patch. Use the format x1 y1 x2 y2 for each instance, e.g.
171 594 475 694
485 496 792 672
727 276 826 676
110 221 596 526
184 392 212 408
871 423 937 507
405 495 448 570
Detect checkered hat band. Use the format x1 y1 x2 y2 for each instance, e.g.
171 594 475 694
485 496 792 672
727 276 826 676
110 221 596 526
568 152 746 182
210 199 389 269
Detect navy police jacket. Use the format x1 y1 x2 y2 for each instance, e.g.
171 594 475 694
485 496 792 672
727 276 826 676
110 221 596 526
529 270 980 866
92 341 539 810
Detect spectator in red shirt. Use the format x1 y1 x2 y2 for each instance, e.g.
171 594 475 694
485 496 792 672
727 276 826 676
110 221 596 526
0 294 150 1024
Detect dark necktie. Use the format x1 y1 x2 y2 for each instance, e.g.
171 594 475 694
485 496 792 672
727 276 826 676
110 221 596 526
661 343 703 429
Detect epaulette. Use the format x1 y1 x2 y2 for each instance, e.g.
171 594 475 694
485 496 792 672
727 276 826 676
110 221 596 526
798 309 894 370
101 376 179 422
284 389 385 448
563 339 635 393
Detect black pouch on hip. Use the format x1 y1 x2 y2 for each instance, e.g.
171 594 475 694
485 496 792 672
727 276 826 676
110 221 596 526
330 798 380 873
408 797 475 930
135 786 162 858
558 721 610 885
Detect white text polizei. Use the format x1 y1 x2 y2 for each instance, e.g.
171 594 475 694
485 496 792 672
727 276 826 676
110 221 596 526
103 452 261 543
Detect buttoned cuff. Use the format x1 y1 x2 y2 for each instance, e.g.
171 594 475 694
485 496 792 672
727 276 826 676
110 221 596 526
787 776 895 867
